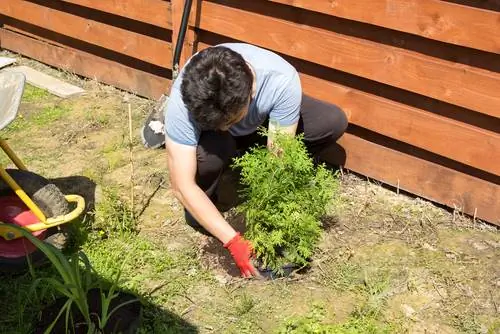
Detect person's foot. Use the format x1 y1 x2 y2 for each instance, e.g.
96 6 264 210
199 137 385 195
141 94 169 149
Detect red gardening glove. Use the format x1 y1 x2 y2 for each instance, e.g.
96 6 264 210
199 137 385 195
224 233 261 278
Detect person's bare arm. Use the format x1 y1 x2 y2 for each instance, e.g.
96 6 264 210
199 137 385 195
267 72 301 149
165 137 237 244
166 136 261 277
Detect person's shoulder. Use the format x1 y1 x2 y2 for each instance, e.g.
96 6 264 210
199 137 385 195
220 43 296 75
164 87 200 146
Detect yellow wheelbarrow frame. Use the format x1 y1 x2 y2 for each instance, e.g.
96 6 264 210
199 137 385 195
0 140 85 240
0 72 85 241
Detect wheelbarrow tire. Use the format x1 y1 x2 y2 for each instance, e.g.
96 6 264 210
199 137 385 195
0 169 71 274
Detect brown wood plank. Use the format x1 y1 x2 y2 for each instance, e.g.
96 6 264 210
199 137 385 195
60 0 172 29
338 132 500 225
197 1 500 119
0 29 169 99
267 0 500 54
299 73 500 176
196 41 500 175
0 0 172 68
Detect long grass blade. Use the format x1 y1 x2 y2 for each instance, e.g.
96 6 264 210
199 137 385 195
43 298 72 334
105 297 140 324
9 225 73 283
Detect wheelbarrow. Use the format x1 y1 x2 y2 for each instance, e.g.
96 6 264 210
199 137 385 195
0 71 85 273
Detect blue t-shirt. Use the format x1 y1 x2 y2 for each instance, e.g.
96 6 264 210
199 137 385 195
164 43 302 146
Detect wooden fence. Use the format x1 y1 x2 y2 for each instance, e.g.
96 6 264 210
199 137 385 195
0 0 499 225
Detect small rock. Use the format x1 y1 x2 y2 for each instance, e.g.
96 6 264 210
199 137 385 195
402 304 415 317
214 274 228 285
472 242 489 251
445 252 457 259
485 240 500 249
187 268 197 276
422 242 437 251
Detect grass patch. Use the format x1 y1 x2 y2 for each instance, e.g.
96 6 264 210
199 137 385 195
82 233 208 332
276 304 395 334
0 152 12 167
1 116 27 134
21 84 50 103
355 270 393 319
92 186 136 237
83 106 111 127
0 267 58 334
1 104 70 135
451 313 484 334
31 105 70 126
235 293 257 316
321 260 363 291
105 151 126 171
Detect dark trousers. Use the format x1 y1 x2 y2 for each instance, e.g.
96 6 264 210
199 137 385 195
185 95 348 231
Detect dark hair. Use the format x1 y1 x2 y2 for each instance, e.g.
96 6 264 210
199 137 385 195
180 46 253 130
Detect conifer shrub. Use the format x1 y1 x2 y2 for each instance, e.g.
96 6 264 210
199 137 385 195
232 129 339 274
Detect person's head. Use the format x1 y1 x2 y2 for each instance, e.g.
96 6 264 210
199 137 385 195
181 46 253 131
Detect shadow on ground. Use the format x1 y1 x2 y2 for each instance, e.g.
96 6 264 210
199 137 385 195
0 265 199 333
49 175 97 250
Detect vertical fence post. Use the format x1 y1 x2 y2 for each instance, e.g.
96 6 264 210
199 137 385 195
171 0 198 79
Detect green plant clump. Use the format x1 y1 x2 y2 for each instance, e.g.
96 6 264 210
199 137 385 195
10 225 139 334
277 305 394 334
232 129 338 273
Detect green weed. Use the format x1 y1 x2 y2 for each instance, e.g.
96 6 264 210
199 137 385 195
277 304 395 334
235 294 256 316
93 187 136 237
104 151 126 171
355 271 392 319
322 261 363 291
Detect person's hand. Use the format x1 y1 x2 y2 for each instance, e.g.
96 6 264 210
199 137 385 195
224 233 262 278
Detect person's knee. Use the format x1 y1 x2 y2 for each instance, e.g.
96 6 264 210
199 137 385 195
327 104 348 142
302 96 348 144
197 131 236 176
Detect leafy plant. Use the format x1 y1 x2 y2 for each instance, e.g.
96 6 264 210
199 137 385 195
10 225 139 333
93 187 136 237
276 304 394 334
232 129 338 273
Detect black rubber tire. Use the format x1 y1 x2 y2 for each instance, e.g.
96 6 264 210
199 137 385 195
0 169 70 274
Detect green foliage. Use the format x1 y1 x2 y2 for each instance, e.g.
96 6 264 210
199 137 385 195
276 305 394 334
232 129 339 273
9 225 139 334
32 105 70 126
93 187 136 237
22 84 50 103
235 293 256 316
1 104 69 134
